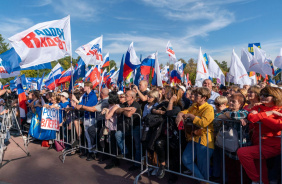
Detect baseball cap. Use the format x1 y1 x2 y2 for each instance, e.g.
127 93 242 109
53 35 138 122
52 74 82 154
60 92 69 98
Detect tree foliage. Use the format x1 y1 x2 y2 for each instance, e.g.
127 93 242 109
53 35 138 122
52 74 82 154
0 34 9 54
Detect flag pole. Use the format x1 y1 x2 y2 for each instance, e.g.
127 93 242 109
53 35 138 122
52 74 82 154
52 64 56 91
71 57 74 96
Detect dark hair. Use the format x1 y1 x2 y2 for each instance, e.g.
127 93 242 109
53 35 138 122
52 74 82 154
108 91 120 105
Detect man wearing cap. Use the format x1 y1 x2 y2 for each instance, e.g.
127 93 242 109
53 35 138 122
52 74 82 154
202 79 220 109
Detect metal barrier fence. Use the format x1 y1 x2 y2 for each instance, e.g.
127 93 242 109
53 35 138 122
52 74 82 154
24 107 282 184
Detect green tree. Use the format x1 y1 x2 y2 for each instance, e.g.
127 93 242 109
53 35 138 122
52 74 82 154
0 34 12 85
0 34 9 54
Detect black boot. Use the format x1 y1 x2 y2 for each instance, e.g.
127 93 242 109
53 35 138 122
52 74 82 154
86 152 96 161
79 150 87 158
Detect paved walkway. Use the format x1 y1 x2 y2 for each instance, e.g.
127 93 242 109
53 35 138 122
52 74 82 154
0 136 196 184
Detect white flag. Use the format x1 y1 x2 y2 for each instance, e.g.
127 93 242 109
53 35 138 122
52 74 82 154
76 36 103 66
229 49 251 87
195 47 209 87
249 75 257 85
241 48 253 72
274 48 282 69
208 55 225 85
152 52 163 87
166 41 177 63
110 69 119 84
161 65 169 82
253 45 273 77
9 15 71 69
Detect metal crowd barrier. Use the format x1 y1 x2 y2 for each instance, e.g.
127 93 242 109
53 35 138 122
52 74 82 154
24 107 282 184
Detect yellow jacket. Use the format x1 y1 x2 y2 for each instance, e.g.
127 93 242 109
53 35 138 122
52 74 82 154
181 102 214 149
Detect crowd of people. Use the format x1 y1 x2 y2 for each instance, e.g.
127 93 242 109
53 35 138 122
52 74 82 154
2 79 282 184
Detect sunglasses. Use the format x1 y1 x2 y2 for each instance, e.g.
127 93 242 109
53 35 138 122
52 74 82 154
148 96 154 99
214 103 221 106
119 96 125 98
260 93 273 98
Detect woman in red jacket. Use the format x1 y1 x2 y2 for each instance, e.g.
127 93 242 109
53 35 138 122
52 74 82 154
237 86 282 184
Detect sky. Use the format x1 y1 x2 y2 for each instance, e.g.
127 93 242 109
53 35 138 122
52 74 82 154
0 0 282 67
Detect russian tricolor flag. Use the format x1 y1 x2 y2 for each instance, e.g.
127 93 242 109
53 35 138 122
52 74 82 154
3 83 9 89
123 42 141 78
16 77 27 123
102 52 110 68
140 53 155 76
58 66 72 84
85 65 101 88
170 70 181 83
44 63 64 90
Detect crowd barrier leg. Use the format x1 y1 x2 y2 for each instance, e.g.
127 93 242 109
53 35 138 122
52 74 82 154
240 124 243 184
222 121 225 184
131 117 133 160
207 126 209 181
192 134 195 177
167 117 170 170
259 122 262 184
179 129 182 174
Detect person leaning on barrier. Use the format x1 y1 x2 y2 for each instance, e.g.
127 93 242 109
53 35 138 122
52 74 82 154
81 88 109 161
151 87 183 181
215 93 250 184
100 91 120 169
237 86 282 184
115 90 142 171
202 79 220 109
175 87 214 183
74 81 98 161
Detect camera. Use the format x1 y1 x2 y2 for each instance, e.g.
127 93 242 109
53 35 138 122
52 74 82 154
2 91 18 109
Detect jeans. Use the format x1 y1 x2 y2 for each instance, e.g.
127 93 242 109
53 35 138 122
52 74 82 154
84 118 95 153
115 130 128 155
133 126 141 165
182 141 214 180
115 125 141 165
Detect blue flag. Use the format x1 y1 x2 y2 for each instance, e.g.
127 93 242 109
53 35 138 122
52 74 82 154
10 77 17 91
20 74 27 89
134 66 141 86
38 72 45 90
0 48 21 74
117 54 124 86
20 63 52 71
69 58 86 91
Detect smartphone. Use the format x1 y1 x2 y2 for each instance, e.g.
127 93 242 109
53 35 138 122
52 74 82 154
178 120 184 130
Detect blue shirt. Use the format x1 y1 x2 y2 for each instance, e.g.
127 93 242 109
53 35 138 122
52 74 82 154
59 101 70 123
207 91 220 110
79 90 98 118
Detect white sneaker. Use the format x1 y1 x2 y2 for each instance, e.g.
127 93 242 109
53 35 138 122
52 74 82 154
269 180 278 184
252 181 264 184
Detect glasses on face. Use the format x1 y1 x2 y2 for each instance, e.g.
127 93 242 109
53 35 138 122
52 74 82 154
148 96 154 99
119 96 125 98
260 93 273 98
195 94 202 97
214 103 221 107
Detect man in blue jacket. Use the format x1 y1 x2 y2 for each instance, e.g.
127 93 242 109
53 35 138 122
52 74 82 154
75 81 98 161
